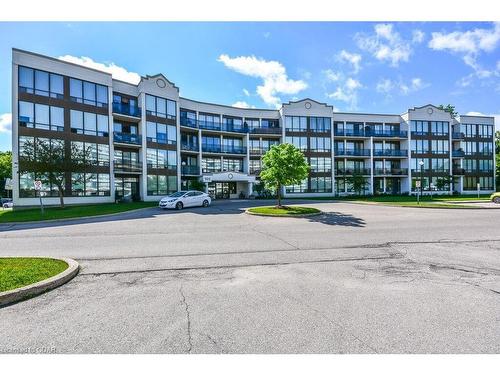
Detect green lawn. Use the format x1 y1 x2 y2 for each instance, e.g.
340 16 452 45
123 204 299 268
0 258 69 292
0 201 157 223
247 206 321 216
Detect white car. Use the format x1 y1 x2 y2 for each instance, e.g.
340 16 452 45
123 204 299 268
2 199 13 209
159 190 211 210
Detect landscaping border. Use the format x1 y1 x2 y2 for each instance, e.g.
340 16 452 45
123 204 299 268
245 209 323 218
0 257 79 307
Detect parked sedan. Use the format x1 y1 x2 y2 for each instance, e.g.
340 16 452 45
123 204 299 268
491 192 500 204
1 199 13 209
159 190 211 210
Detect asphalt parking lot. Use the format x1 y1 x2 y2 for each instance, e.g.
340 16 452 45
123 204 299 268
0 200 499 353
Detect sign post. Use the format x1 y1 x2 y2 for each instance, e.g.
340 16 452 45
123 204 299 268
477 183 480 199
415 180 421 204
34 180 44 215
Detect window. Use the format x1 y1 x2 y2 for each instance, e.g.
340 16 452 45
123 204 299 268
430 158 450 172
34 70 49 96
410 158 430 172
261 119 280 129
145 95 176 119
430 121 449 136
411 139 429 154
19 171 62 198
431 140 449 154
146 121 177 144
199 113 221 129
249 159 261 174
71 141 109 166
310 137 331 152
461 124 477 137
19 101 64 131
285 179 308 193
310 157 332 173
310 177 332 193
223 117 244 131
18 66 64 98
222 158 243 172
335 178 345 194
285 116 307 132
411 121 428 135
146 148 177 169
284 136 307 151
69 78 108 107
71 173 110 196
147 175 177 195
202 158 221 173
310 117 331 133
478 124 493 138
69 110 108 136
19 66 34 93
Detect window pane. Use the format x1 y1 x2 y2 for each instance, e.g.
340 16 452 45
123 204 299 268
97 115 109 135
167 100 176 118
50 74 64 96
167 125 177 143
19 101 34 126
85 173 98 195
156 97 166 117
147 175 158 195
70 79 82 101
84 112 97 134
147 121 156 141
83 82 96 105
98 144 110 166
34 70 49 96
35 104 50 129
168 150 177 167
19 66 34 91
158 175 167 195
96 85 108 105
70 110 83 132
146 95 155 113
50 106 64 130
98 174 110 194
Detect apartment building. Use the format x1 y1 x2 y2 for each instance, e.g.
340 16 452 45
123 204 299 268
11 48 497 206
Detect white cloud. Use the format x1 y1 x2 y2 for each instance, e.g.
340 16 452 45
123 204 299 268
323 69 341 82
376 77 429 96
355 23 413 67
327 77 362 110
0 113 12 134
412 30 425 44
242 88 250 97
58 55 141 84
337 50 362 74
232 101 255 109
218 54 308 108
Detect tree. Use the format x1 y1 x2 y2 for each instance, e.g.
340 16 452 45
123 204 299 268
438 104 459 118
0 151 12 196
347 172 368 195
189 179 205 192
496 131 500 191
18 138 92 208
435 176 453 191
260 143 309 207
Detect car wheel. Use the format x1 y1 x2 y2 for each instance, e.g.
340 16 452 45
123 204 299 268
493 197 500 204
176 202 183 210
202 200 209 207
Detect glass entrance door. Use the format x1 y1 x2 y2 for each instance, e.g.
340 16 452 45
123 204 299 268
207 182 237 199
115 176 140 201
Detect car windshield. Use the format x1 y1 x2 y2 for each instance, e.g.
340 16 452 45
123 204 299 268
168 191 188 198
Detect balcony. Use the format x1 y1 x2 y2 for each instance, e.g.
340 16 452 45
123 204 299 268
250 147 264 155
249 168 261 175
222 145 247 154
180 117 198 128
202 144 221 153
344 168 371 175
368 130 408 138
334 129 366 137
112 102 141 118
373 149 408 157
221 124 247 133
374 168 408 176
181 142 199 152
452 168 465 175
181 165 200 175
113 132 142 145
335 149 371 157
199 121 221 131
113 160 142 173
249 127 282 135
452 150 465 157
452 132 465 140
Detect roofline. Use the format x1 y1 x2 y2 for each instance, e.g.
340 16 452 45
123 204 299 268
332 110 403 117
459 114 495 119
179 97 280 112
12 48 113 77
282 97 334 109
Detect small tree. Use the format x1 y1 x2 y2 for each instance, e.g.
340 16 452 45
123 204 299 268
260 143 309 208
347 172 368 195
438 104 459 118
18 138 92 208
435 176 453 192
0 151 12 197
189 179 205 192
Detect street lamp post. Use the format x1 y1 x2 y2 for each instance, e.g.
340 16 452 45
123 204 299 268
418 160 425 204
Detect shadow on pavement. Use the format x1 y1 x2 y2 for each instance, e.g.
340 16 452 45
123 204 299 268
308 212 366 227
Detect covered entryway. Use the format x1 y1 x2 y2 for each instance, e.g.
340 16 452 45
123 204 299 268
202 172 257 200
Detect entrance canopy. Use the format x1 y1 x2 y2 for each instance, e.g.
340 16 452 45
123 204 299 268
202 172 256 183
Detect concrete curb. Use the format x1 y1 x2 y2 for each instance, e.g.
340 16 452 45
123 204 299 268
0 206 158 226
245 208 323 218
335 200 500 210
0 257 79 307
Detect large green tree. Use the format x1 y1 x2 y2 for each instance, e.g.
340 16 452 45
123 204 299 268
19 138 92 208
260 143 309 207
0 151 12 196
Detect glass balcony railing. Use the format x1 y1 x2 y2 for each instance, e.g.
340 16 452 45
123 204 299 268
452 132 465 140
112 102 141 118
373 149 408 157
199 121 221 131
334 129 366 137
181 142 199 151
367 130 408 138
181 165 200 175
201 144 247 154
452 150 465 157
113 132 142 145
113 160 142 173
201 144 222 153
180 117 198 128
335 149 371 157
221 124 247 133
248 127 282 134
374 168 408 175
452 168 465 175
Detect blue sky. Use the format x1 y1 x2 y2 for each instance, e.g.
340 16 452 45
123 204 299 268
0 22 499 151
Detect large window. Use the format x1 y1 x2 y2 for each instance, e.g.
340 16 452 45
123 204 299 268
146 148 177 169
310 157 332 173
430 121 449 136
249 159 261 174
310 137 331 152
19 171 63 198
147 175 177 195
411 139 430 154
71 173 110 196
70 110 109 136
198 113 221 128
310 117 331 133
310 177 332 193
145 94 176 119
285 179 308 193
19 136 65 163
222 158 243 172
430 158 450 172
411 121 428 135
464 176 494 191
71 141 110 166
202 158 221 173
223 116 244 131
478 124 493 138
146 121 177 144
69 78 108 107
284 136 307 151
19 101 64 131
18 66 64 98
285 116 307 132
431 139 449 154
478 159 493 172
